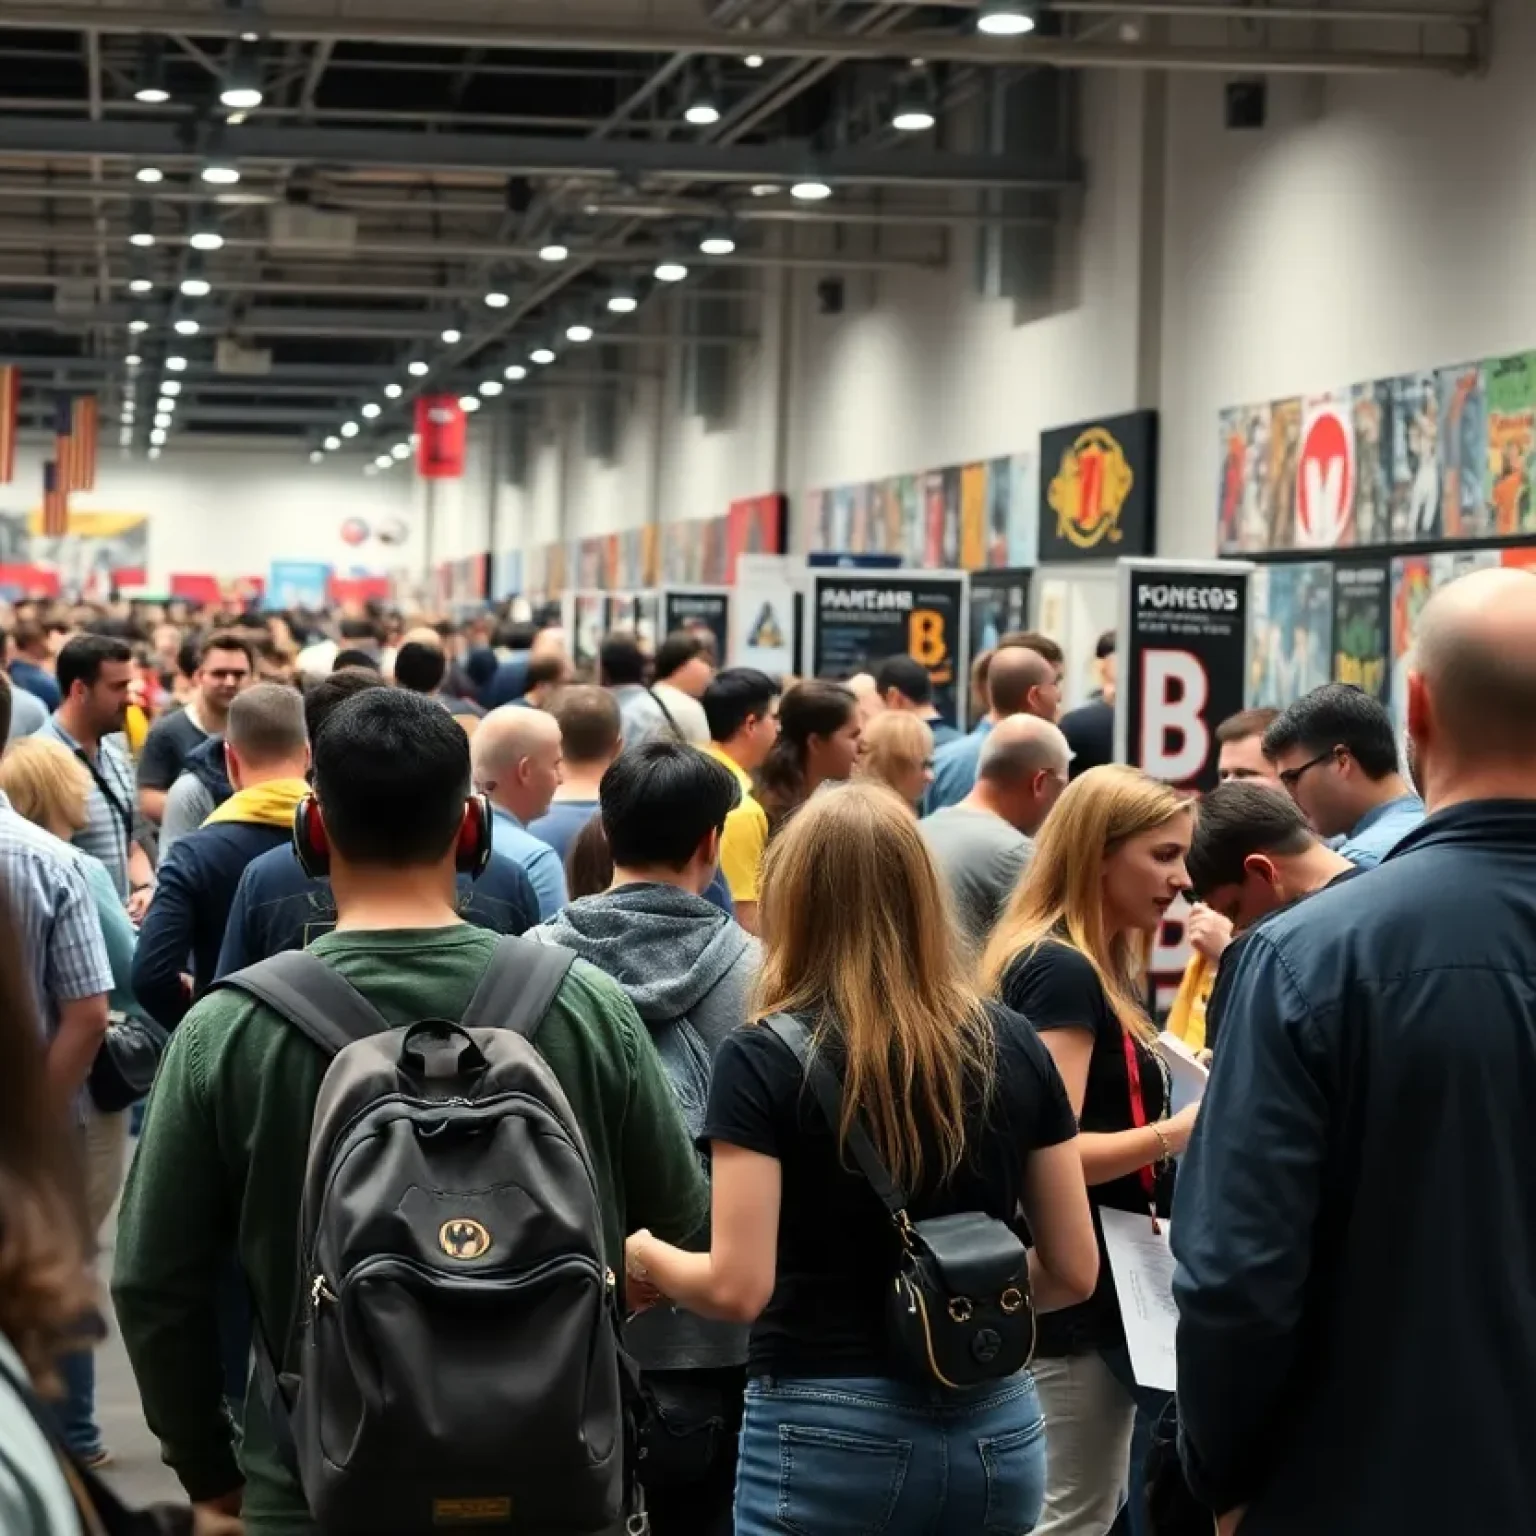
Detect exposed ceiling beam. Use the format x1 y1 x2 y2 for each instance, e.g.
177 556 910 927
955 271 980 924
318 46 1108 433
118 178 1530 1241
0 9 1477 73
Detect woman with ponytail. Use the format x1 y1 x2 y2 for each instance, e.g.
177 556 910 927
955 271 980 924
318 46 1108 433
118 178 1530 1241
753 680 861 834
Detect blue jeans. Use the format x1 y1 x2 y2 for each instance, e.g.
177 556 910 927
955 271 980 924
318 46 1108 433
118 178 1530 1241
736 1373 1047 1535
57 1349 102 1459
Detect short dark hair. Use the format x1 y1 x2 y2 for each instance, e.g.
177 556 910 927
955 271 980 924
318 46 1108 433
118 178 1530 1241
565 813 613 900
525 653 567 690
703 668 780 743
552 685 622 764
339 617 378 643
654 631 708 683
874 654 932 707
1216 707 1280 745
1187 782 1314 898
226 683 308 767
497 621 537 652
304 666 386 744
601 741 741 871
176 637 201 679
393 640 447 694
1095 629 1117 660
12 620 45 654
200 631 254 670
1262 684 1399 778
599 633 646 688
333 648 381 674
998 630 1065 668
314 689 470 867
0 673 12 746
55 634 132 697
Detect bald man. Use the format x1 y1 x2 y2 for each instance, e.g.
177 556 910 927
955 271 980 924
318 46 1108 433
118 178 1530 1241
471 706 568 917
1174 568 1536 1536
927 642 1063 812
920 714 1070 951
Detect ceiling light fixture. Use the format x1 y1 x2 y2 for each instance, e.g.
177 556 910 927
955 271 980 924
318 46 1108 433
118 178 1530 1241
791 179 833 201
565 323 594 343
174 317 200 336
479 379 504 396
133 38 170 104
484 290 510 309
750 183 781 197
384 383 403 399
128 318 149 334
504 364 528 382
135 166 164 184
150 427 168 445
654 260 689 283
201 159 241 186
154 412 172 429
976 0 1038 34
310 449 324 463
166 354 188 370
179 276 211 298
684 66 722 125
539 238 570 263
219 44 265 110
162 381 181 396
529 346 556 365
407 359 429 377
324 434 341 451
120 429 133 446
340 421 359 437
149 446 162 460
891 73 937 132
156 397 174 413
459 394 482 412
392 443 410 460
699 228 736 256
607 288 639 315
685 98 720 126
375 453 393 469
744 53 765 68
125 353 142 366
189 228 225 252
361 402 381 419
129 230 155 248
441 326 462 344
129 277 153 295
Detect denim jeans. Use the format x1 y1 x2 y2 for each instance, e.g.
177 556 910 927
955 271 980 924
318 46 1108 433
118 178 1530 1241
57 1349 102 1458
735 1372 1046 1535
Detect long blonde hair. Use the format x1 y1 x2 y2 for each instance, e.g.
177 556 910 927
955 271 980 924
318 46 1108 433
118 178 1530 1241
753 781 993 1189
0 738 91 836
859 712 933 805
981 764 1190 1044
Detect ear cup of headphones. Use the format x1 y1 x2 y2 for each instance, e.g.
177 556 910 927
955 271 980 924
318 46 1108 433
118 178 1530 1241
293 796 330 880
457 793 494 878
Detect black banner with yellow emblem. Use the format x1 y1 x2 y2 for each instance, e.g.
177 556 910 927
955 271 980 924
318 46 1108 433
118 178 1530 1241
807 569 969 728
1038 409 1159 562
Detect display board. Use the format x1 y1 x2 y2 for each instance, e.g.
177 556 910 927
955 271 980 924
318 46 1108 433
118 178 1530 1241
1034 565 1119 713
806 569 968 728
1331 559 1391 704
968 568 1033 663
732 555 801 677
1039 409 1159 563
266 560 332 610
572 591 604 672
661 586 731 664
1247 561 1333 708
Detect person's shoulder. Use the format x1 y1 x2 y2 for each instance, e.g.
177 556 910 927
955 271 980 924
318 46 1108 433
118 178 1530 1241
1009 936 1097 986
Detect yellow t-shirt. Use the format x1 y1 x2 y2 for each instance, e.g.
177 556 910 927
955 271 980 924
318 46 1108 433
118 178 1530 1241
705 744 770 905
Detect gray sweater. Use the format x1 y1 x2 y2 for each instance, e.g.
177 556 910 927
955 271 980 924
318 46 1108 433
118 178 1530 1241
529 883 758 1371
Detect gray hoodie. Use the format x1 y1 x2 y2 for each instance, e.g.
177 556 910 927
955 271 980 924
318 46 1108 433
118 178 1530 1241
528 882 758 1371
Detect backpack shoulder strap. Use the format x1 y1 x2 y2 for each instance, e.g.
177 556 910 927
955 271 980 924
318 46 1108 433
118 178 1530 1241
461 935 576 1042
213 949 390 1058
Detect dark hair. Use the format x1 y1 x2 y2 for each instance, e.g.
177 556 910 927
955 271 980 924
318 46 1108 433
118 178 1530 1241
226 682 308 766
303 666 387 744
756 680 856 832
997 630 1065 668
12 620 45 655
175 637 201 680
599 632 646 688
1095 629 1117 660
874 654 933 707
525 653 567 690
553 684 622 764
339 617 378 643
1262 684 1399 779
601 741 740 871
654 631 708 683
1187 781 1314 898
703 667 780 743
0 672 11 745
565 813 613 900
314 689 470 866
200 631 255 669
1216 707 1281 745
55 633 132 698
333 648 381 674
497 621 538 653
394 641 447 694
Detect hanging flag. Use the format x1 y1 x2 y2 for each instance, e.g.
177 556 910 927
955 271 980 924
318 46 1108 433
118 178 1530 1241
0 365 17 485
41 460 69 539
55 392 98 492
415 394 467 479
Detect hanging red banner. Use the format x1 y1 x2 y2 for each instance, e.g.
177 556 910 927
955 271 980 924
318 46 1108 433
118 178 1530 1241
415 395 467 479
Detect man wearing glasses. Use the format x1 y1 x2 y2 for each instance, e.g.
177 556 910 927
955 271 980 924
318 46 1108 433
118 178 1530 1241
1260 682 1424 868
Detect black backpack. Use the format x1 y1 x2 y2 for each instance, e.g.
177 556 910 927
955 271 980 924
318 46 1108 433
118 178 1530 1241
217 937 636 1536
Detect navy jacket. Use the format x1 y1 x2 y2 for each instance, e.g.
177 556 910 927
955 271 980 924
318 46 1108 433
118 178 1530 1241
482 654 530 709
182 731 233 806
1173 801 1536 1535
213 842 540 978
133 819 292 1028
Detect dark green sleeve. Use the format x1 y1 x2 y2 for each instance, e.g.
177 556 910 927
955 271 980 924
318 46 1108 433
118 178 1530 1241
111 1003 243 1502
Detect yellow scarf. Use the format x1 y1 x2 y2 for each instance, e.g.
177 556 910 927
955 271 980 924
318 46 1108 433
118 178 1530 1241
203 778 310 831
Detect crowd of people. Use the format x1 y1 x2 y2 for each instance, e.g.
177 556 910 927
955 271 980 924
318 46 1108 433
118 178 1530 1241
0 565 1531 1536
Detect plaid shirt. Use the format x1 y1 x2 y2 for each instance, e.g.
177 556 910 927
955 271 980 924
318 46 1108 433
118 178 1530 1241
0 790 113 1040
37 715 136 898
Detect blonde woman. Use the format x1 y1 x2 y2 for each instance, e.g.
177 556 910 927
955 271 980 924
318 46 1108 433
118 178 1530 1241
628 783 1099 1535
981 764 1197 1536
858 711 934 812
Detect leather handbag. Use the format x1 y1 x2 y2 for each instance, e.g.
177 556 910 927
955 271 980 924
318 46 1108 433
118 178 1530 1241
88 1012 169 1114
764 1014 1035 1391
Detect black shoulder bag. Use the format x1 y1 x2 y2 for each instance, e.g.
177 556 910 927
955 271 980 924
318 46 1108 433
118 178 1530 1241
763 1014 1036 1391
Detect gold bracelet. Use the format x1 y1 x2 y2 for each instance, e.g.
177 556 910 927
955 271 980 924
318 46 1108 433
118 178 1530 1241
1150 1121 1172 1168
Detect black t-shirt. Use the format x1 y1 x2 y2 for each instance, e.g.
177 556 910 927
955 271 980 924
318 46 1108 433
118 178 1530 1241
701 1003 1077 1378
1060 698 1115 779
1001 939 1172 1355
137 707 209 791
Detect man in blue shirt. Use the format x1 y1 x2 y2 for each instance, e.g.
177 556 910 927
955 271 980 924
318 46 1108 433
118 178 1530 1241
472 704 568 918
873 654 963 749
1261 682 1424 867
9 619 61 710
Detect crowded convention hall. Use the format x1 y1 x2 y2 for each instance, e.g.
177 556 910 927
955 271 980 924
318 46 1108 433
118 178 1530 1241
0 2 1526 1535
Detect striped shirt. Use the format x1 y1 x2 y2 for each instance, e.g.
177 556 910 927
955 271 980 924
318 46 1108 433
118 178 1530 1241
37 715 136 898
0 791 113 1040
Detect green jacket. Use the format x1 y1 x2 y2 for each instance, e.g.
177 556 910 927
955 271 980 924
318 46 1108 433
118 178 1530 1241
112 925 709 1535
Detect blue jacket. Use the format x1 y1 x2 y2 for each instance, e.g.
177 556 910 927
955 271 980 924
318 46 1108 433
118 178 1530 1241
213 842 540 978
9 659 60 711
482 654 530 709
1173 801 1536 1535
925 719 993 813
133 819 292 1028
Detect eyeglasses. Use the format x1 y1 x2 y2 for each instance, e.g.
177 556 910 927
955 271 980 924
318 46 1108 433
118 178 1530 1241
1278 747 1338 792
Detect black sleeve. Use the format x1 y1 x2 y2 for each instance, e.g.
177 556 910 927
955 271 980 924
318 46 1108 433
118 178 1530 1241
701 1026 797 1160
137 719 187 791
1001 941 1108 1036
992 1004 1080 1149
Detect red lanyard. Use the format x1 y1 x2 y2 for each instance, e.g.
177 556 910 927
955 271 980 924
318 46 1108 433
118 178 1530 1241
1122 1031 1161 1225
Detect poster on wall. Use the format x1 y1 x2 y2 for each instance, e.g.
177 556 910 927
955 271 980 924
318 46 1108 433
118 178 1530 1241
1437 361 1488 540
807 569 968 728
1039 409 1158 563
1388 372 1440 543
266 560 332 610
662 587 731 664
30 509 149 597
1217 404 1270 554
1351 382 1392 549
573 592 605 672
1331 560 1390 704
968 568 1032 667
726 494 785 584
732 555 800 677
635 592 659 652
606 593 639 634
960 463 987 571
1246 561 1333 708
1296 393 1354 549
1036 566 1120 712
1485 353 1536 536
1006 452 1038 567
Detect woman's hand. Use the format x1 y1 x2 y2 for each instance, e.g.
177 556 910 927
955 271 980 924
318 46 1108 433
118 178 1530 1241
625 1231 663 1313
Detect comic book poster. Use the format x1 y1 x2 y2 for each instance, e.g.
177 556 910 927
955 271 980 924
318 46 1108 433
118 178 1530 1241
960 463 987 571
848 483 871 555
1331 560 1390 704
30 510 150 597
1351 382 1393 549
1265 398 1301 549
896 476 922 566
1247 561 1333 708
639 523 659 588
700 517 726 586
1388 372 1440 542
941 466 962 567
1216 405 1266 553
984 459 1011 569
923 471 945 567
829 485 855 552
1485 353 1536 537
802 490 829 554
1431 548 1498 589
1389 555 1433 731
1437 362 1489 539
1007 452 1038 567
1295 393 1355 550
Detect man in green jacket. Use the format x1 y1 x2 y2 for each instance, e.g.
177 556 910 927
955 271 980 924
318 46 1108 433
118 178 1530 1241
113 689 709 1535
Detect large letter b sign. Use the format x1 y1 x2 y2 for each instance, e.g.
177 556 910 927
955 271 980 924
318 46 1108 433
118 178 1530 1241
1140 651 1209 783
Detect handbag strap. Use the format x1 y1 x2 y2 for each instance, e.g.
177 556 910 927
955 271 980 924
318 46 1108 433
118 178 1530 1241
760 1014 911 1228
